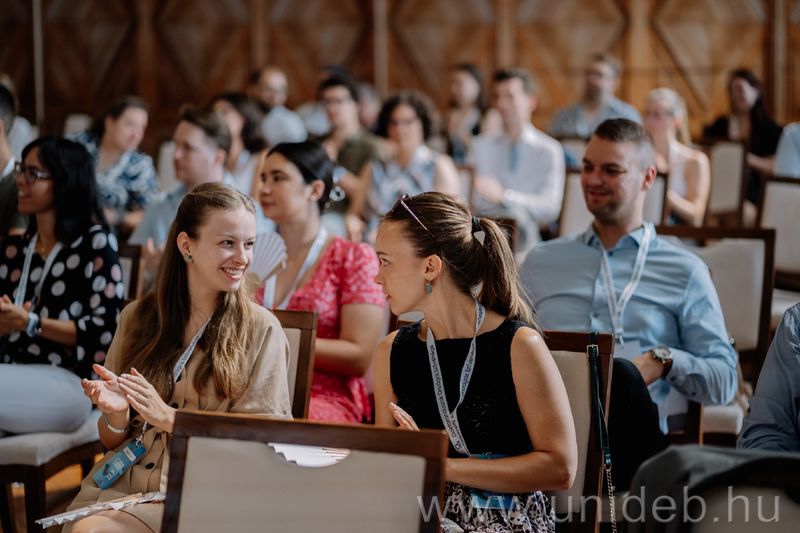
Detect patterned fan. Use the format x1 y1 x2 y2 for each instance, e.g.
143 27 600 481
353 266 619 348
249 232 287 282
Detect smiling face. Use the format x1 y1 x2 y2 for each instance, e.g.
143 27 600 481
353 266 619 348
256 152 322 224
16 146 55 216
104 107 147 152
179 206 257 297
374 220 430 315
581 137 651 225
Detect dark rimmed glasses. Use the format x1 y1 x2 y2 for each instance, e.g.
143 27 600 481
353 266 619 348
14 161 53 185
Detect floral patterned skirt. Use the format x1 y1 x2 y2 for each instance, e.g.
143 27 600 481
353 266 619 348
440 482 555 533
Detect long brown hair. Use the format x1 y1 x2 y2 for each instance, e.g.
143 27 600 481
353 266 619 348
120 183 257 400
382 192 539 330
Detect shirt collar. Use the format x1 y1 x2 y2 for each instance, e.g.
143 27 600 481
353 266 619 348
580 221 655 250
1 156 15 178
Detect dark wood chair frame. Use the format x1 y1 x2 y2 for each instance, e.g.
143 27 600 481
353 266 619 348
543 330 614 533
162 411 449 533
271 309 317 420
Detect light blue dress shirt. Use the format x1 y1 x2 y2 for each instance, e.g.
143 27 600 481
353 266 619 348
738 304 800 452
773 122 800 178
521 222 737 432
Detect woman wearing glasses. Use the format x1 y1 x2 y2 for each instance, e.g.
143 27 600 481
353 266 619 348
255 141 385 423
373 192 576 532
0 137 123 435
347 91 461 242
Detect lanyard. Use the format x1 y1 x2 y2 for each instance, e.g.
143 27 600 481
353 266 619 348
172 320 210 383
427 299 485 456
263 227 328 310
15 235 64 307
598 224 652 345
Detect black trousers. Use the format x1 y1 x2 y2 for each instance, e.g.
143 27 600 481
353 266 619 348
607 358 670 492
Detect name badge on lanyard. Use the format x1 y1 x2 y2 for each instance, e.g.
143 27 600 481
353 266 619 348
263 227 328 310
427 299 485 457
92 320 208 489
15 235 63 308
598 224 653 349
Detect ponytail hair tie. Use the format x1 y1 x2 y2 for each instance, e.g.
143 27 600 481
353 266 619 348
472 216 486 246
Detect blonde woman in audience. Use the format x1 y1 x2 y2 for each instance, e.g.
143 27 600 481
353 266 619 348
209 91 267 196
70 96 158 237
255 141 385 423
643 87 710 225
66 183 291 533
348 91 460 242
373 192 576 532
0 137 123 435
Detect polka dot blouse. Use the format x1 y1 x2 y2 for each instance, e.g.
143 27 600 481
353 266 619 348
0 225 124 379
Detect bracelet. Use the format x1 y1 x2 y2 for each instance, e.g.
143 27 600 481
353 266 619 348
103 413 129 434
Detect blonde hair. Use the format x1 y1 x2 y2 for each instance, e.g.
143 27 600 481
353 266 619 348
120 183 258 400
647 87 691 144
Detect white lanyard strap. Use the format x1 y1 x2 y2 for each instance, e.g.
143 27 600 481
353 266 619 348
427 300 485 456
599 224 653 343
15 235 64 307
264 227 328 310
172 320 209 383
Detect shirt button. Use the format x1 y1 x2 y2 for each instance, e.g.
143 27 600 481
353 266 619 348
144 462 155 469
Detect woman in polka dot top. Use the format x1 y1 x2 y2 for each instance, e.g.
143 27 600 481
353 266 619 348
0 136 123 435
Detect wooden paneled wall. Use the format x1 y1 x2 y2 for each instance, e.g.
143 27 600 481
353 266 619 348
0 0 797 154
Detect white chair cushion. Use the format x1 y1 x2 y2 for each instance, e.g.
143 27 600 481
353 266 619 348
0 410 100 466
702 404 745 434
772 289 800 329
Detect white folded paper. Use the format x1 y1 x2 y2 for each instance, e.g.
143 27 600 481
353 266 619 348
36 491 166 528
249 232 287 282
268 443 350 467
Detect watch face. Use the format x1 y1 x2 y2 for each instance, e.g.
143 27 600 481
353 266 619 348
653 347 671 361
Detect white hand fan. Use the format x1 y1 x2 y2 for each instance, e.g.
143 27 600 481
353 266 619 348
249 232 287 282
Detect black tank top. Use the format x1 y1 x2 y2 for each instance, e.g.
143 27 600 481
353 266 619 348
390 319 534 458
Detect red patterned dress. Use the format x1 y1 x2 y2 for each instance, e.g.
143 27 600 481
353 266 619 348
256 237 385 423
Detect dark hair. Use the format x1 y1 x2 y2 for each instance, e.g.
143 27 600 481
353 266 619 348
179 104 232 156
375 91 435 140
89 95 148 140
0 84 15 136
21 136 107 242
122 183 257 400
209 92 267 154
267 141 334 212
318 73 360 103
593 118 655 169
588 53 623 78
451 63 488 113
382 192 538 328
727 68 774 132
493 67 537 96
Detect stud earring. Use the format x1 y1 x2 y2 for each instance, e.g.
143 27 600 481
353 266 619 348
184 253 193 263
425 279 432 294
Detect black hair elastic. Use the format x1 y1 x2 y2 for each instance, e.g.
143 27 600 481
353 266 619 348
471 216 486 246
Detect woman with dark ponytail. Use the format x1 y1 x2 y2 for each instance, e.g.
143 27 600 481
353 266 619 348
373 192 576 532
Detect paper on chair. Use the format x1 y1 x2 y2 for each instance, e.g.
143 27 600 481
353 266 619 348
269 443 350 467
36 491 166 528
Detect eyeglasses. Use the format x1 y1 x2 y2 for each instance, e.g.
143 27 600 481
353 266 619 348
15 162 53 184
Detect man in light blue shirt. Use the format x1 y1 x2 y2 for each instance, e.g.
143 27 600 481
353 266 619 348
773 122 800 177
521 118 737 488
247 66 307 147
738 303 800 452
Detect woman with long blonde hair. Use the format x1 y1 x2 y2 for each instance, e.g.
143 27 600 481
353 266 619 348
66 183 291 533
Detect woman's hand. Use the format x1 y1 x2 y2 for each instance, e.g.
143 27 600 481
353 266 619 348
118 368 177 433
389 402 419 430
81 364 129 414
0 297 29 335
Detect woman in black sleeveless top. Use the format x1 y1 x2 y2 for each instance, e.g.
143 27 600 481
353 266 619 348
373 192 576 532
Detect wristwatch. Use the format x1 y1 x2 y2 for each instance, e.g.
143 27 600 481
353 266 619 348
25 311 42 337
650 346 673 378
